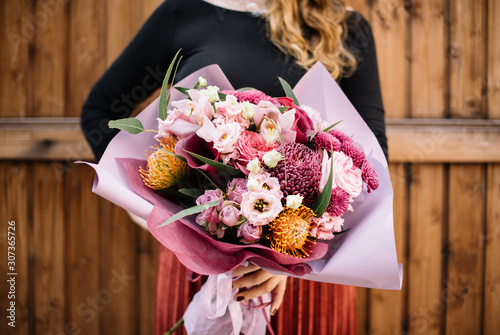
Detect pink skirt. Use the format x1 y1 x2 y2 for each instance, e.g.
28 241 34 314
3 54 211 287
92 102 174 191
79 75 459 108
155 245 357 335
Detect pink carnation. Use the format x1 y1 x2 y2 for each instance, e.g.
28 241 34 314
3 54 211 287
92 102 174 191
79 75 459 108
312 132 342 152
341 138 366 168
362 160 379 193
310 213 344 240
326 187 350 217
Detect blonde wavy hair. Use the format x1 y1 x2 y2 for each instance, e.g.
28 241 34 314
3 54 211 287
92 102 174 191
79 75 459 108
264 0 357 79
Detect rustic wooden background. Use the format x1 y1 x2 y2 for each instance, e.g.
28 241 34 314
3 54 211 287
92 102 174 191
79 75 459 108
1 0 499 334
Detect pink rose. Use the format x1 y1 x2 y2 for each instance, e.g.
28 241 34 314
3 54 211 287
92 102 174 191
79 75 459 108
240 189 283 226
237 222 262 243
321 151 363 199
227 178 248 203
219 202 241 227
236 130 275 170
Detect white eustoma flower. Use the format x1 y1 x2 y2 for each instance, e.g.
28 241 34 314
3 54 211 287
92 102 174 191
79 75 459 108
262 149 283 168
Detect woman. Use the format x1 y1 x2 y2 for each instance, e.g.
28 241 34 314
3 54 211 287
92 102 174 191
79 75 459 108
81 0 387 333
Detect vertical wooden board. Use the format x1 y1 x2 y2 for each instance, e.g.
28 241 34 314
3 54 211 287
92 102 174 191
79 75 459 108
141 0 163 21
0 162 29 335
67 0 107 117
368 163 407 334
356 287 368 335
99 202 137 335
0 0 31 117
31 0 68 117
409 0 447 118
487 0 500 118
449 0 487 118
32 162 66 333
345 0 371 19
106 0 143 65
65 164 101 335
484 164 500 334
406 164 445 335
445 164 485 335
137 228 158 335
370 0 410 118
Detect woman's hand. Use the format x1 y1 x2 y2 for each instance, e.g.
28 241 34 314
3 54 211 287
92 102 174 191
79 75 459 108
232 263 287 316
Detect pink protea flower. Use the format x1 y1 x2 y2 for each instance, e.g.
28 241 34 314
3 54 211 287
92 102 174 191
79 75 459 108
325 187 350 217
312 132 342 152
269 142 322 205
222 89 282 107
362 160 379 193
341 138 366 168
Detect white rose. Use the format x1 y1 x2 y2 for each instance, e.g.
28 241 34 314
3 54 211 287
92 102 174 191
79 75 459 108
199 85 220 103
286 194 303 209
262 149 283 168
247 158 261 173
241 101 256 119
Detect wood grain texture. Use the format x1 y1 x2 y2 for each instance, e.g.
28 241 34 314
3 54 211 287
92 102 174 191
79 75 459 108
445 164 485 335
99 202 138 335
410 0 447 118
0 162 30 335
65 164 101 335
32 162 66 334
31 0 68 117
67 0 106 117
370 0 410 118
0 0 31 117
449 0 487 118
487 0 500 119
484 164 500 334
407 164 445 335
368 163 407 335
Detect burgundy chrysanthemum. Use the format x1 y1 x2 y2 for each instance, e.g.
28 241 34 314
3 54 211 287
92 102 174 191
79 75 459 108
268 142 322 205
341 138 366 168
326 187 350 217
328 128 351 143
222 89 282 107
362 160 379 193
312 132 342 151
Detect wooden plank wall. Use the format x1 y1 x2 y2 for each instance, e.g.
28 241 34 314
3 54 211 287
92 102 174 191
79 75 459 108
0 0 498 334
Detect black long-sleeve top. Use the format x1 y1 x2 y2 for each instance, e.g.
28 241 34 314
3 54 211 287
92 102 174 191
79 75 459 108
81 0 387 161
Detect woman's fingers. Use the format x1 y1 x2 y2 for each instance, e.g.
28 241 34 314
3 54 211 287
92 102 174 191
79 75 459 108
232 263 260 277
270 276 287 315
232 268 272 289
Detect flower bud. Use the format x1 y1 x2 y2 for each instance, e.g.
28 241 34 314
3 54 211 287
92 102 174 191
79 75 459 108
262 149 283 168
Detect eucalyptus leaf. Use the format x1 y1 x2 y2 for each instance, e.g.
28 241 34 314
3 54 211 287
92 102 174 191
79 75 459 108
278 77 299 105
108 118 145 134
156 198 221 228
159 50 182 121
178 188 203 198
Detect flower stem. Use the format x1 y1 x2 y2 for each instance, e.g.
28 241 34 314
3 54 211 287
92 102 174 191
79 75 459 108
164 317 184 335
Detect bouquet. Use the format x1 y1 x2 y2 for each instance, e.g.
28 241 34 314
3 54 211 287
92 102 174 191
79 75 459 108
80 56 402 334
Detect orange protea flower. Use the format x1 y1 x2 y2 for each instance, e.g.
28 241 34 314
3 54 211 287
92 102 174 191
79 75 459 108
139 138 187 190
267 205 317 258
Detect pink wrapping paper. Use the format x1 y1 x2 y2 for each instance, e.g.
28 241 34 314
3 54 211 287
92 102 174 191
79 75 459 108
80 63 402 289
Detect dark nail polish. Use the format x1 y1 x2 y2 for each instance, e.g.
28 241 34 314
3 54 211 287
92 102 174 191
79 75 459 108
236 296 244 301
272 309 277 316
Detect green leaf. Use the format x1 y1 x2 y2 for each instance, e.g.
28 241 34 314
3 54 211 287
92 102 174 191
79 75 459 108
322 120 343 133
278 106 289 113
184 150 242 180
278 77 299 105
159 49 182 121
156 198 221 228
178 188 203 198
218 92 227 101
108 118 145 134
312 153 334 216
174 86 191 97
236 87 257 92
158 148 187 162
